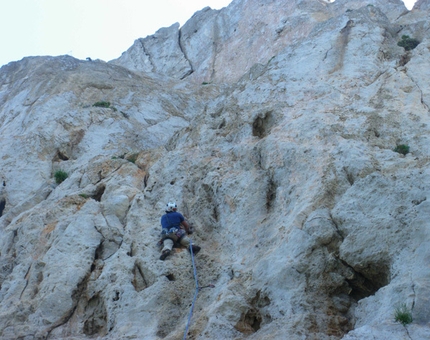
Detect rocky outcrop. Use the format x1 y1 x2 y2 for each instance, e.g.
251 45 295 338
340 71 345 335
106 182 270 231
110 23 193 79
111 0 410 84
414 0 430 10
1 0 430 339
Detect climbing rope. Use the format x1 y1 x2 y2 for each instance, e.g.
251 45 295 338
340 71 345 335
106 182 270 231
182 240 214 340
182 240 199 340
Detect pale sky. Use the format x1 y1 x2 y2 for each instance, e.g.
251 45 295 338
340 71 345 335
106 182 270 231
0 0 417 68
0 0 233 67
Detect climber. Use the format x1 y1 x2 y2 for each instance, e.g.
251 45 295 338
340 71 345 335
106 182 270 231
159 202 201 261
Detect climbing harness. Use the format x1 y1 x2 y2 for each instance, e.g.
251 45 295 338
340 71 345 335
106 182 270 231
161 227 186 239
182 239 214 340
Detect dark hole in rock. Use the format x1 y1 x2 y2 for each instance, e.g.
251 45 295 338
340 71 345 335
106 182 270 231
235 308 262 334
266 176 277 211
128 243 135 257
166 274 175 281
56 150 69 161
95 242 103 260
0 198 5 217
113 291 120 301
213 206 219 222
218 119 226 129
412 198 426 205
346 172 355 186
345 261 390 301
252 111 275 138
92 184 105 202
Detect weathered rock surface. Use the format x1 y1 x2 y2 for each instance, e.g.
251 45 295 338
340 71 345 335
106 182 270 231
111 0 409 84
110 23 193 80
1 0 430 339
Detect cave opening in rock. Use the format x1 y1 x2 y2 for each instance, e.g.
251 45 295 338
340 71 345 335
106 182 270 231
94 242 104 261
56 150 69 161
235 308 263 334
252 111 275 138
92 184 106 202
346 261 390 301
246 309 262 332
166 274 175 281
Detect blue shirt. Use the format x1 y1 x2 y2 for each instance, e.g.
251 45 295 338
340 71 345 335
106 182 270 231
161 211 185 229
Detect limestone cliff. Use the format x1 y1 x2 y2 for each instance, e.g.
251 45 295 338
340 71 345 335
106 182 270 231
1 0 430 339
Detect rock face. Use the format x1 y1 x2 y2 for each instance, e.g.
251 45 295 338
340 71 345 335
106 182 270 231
111 23 193 80
111 0 409 84
1 0 430 339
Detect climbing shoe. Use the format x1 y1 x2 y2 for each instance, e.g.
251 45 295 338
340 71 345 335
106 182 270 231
189 245 201 255
160 249 171 260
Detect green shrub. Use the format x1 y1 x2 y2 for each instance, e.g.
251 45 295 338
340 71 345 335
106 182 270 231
397 35 420 51
79 193 89 198
394 304 413 326
54 170 68 184
93 101 111 108
394 144 410 155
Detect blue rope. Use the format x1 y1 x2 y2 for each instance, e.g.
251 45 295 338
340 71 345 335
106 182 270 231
183 240 199 340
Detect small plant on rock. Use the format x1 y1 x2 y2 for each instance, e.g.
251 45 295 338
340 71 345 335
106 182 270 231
54 170 68 184
93 101 111 108
397 35 420 51
394 304 413 326
394 144 410 155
